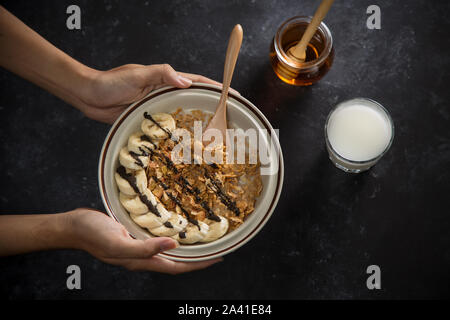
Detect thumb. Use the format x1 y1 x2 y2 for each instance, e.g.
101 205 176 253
148 64 192 88
114 236 178 259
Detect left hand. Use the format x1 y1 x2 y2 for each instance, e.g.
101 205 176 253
77 64 224 124
65 208 223 274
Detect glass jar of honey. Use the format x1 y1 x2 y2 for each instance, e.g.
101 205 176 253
270 16 334 86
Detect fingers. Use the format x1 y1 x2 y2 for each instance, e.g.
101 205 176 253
108 255 223 274
147 255 223 274
142 64 241 95
145 64 193 88
177 72 222 86
178 72 241 96
109 236 178 259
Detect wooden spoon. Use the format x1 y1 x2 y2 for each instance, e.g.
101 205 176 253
276 0 334 79
204 24 243 145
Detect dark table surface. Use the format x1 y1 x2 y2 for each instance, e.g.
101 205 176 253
0 0 449 299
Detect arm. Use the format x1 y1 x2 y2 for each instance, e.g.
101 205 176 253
0 5 95 110
0 6 227 124
0 6 225 273
0 213 72 256
0 209 222 274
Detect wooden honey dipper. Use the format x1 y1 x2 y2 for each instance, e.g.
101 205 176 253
277 0 335 80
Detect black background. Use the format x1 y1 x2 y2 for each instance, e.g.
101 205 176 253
0 0 449 299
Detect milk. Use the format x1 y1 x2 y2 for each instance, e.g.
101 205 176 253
325 98 393 172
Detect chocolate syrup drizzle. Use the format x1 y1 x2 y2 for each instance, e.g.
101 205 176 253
129 151 145 167
116 165 162 218
207 162 219 169
163 221 173 228
152 175 202 228
143 112 179 142
141 115 239 218
139 135 218 221
138 193 161 218
119 113 238 239
136 134 200 227
146 146 221 223
204 168 240 216
174 178 221 222
116 166 140 194
140 134 157 148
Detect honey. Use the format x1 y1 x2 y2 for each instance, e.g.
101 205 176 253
270 16 334 86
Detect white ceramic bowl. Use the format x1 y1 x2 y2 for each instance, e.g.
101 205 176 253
98 83 284 261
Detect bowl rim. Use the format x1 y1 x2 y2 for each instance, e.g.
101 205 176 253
98 83 284 261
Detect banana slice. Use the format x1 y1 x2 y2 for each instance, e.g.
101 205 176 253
149 213 188 237
119 192 149 215
200 216 229 243
172 221 209 244
130 210 170 230
141 113 175 140
114 167 147 196
119 147 149 170
128 131 158 155
120 188 161 214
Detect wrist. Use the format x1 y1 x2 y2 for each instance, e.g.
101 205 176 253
17 212 78 254
71 63 102 109
55 209 83 250
35 210 82 251
44 212 77 250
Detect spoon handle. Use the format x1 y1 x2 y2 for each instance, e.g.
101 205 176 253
204 24 243 145
221 24 243 101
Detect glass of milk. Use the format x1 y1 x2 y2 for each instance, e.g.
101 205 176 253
324 98 394 173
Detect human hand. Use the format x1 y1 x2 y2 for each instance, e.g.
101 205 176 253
0 9 237 124
65 208 222 274
78 64 228 124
